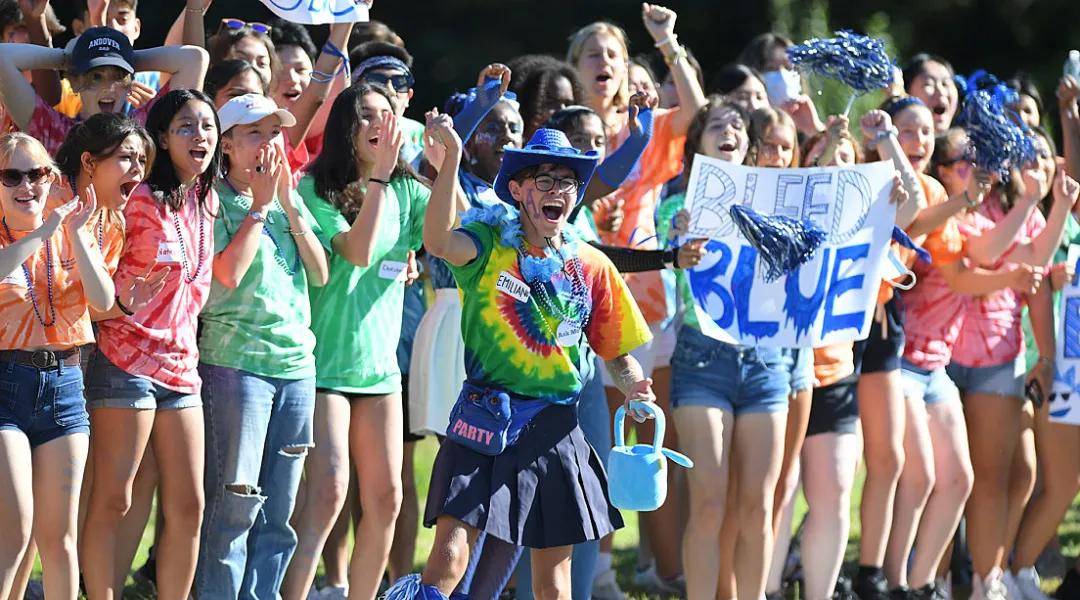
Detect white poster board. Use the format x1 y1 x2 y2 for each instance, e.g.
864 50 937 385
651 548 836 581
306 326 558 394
259 0 370 24
1048 245 1080 424
682 157 897 347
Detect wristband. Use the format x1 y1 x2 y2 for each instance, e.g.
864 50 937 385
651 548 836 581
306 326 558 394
321 39 351 82
653 34 677 48
872 126 898 149
368 177 391 187
116 295 135 316
248 211 267 224
664 247 678 269
597 108 654 188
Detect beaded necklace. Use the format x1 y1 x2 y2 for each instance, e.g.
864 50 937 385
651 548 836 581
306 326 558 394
1 218 56 328
222 177 298 275
170 189 208 284
516 233 591 347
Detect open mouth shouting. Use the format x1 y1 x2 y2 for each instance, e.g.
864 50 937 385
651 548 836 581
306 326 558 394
119 179 140 202
539 198 566 223
98 97 119 113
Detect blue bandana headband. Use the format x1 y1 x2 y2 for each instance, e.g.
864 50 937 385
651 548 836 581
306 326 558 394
352 56 413 85
884 94 926 117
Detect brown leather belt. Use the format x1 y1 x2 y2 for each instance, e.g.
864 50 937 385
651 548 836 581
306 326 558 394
0 348 81 369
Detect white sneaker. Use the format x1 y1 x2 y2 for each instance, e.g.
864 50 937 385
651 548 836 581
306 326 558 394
1004 570 1023 600
984 570 1011 600
632 563 662 593
592 568 627 600
1014 567 1051 600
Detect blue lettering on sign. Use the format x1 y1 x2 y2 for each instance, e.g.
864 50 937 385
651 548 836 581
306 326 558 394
822 243 870 335
773 174 804 218
802 172 832 228
688 240 735 328
742 173 757 206
783 248 830 338
732 245 779 340
1065 297 1080 358
265 0 304 9
831 170 872 244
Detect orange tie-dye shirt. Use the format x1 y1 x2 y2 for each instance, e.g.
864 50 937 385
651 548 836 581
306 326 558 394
592 108 686 324
0 223 93 351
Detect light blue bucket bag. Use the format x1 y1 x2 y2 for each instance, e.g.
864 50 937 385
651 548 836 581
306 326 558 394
608 401 693 511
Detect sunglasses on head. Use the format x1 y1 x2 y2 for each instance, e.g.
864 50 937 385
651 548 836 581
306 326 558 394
1 167 51 188
219 19 272 35
362 71 414 93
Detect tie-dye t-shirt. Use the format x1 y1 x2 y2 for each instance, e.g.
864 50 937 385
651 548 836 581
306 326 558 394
0 221 93 350
449 217 652 402
591 108 686 324
198 181 331 380
301 174 430 394
96 184 218 394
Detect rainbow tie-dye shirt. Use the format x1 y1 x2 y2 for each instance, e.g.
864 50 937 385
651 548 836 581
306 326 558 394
450 219 652 403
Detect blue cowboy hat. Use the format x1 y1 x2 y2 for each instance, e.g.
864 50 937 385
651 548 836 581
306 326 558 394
493 128 600 206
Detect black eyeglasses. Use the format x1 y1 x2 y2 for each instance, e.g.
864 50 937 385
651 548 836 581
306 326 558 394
362 71 414 93
219 19 272 35
1 167 51 188
533 174 580 194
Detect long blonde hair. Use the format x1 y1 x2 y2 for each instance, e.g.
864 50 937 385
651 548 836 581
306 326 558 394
566 22 631 110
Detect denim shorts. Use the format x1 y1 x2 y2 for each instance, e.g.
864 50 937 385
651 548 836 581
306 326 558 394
84 348 201 410
945 355 1025 399
671 326 790 415
782 348 814 394
901 360 961 405
0 359 90 448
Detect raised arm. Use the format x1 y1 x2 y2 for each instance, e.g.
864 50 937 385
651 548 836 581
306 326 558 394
18 0 64 106
1005 169 1080 267
583 93 654 203
641 3 705 134
212 147 282 289
860 110 924 230
422 109 476 266
65 189 114 311
288 22 352 148
332 116 403 267
133 44 209 91
0 43 66 130
1060 76 1080 182
964 189 1040 266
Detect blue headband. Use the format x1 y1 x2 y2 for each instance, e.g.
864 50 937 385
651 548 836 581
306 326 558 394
352 56 412 84
885 95 926 116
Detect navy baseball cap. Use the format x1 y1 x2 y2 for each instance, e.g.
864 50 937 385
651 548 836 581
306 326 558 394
70 27 135 75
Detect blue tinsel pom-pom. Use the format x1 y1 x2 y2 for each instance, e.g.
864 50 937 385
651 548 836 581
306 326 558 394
729 205 828 283
382 574 422 600
787 30 894 94
956 87 1036 177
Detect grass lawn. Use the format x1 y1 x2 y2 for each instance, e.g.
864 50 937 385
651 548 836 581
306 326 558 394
28 436 1080 599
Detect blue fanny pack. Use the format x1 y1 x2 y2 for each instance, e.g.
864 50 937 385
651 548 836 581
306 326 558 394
446 382 559 455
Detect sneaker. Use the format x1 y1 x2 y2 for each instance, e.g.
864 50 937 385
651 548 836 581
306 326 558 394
657 574 687 597
632 563 663 593
1014 567 1051 600
592 568 627 600
984 571 1011 600
835 573 859 600
890 587 917 600
931 578 953 600
1004 571 1024 600
854 567 890 600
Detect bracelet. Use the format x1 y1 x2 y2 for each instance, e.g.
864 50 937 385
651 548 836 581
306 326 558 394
368 177 391 187
1037 355 1055 367
872 126 898 149
662 45 687 66
653 34 678 48
288 228 310 237
184 6 206 15
248 211 267 224
116 296 135 316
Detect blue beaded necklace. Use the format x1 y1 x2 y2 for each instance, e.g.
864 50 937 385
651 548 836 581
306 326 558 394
1 217 56 328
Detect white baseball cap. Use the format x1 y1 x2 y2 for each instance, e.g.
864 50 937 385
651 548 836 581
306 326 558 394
217 94 297 133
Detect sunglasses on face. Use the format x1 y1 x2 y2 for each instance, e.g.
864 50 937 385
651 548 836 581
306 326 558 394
533 174 580 194
362 71 414 93
1 167 51 188
219 19 271 35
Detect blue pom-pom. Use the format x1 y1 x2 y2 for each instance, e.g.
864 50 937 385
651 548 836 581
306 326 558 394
729 205 827 283
956 88 1036 177
787 30 894 94
383 574 423 600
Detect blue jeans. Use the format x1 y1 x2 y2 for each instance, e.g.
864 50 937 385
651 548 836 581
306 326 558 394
194 363 315 600
671 327 790 414
0 359 89 448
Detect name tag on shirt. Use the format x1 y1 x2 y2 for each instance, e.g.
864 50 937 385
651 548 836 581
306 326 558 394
496 271 530 303
556 320 582 347
379 260 408 281
156 241 182 264
0 268 28 288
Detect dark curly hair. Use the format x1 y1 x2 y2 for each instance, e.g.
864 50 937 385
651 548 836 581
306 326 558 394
144 89 221 212
506 54 586 137
56 113 155 186
269 19 317 61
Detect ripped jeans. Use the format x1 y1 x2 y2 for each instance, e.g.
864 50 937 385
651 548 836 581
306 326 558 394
195 363 315 599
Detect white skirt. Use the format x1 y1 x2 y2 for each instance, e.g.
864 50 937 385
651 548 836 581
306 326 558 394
409 288 466 436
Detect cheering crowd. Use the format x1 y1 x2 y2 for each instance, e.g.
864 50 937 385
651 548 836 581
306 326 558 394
1 1 1080 600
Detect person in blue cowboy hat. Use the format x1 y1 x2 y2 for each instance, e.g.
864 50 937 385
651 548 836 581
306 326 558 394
380 109 657 600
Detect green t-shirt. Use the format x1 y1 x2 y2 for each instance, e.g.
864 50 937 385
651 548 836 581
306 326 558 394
1023 213 1080 369
300 174 430 394
198 181 330 379
401 116 425 147
655 192 704 330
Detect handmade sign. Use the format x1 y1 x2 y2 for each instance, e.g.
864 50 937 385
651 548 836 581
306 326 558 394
682 157 896 347
1048 245 1080 425
259 0 369 24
